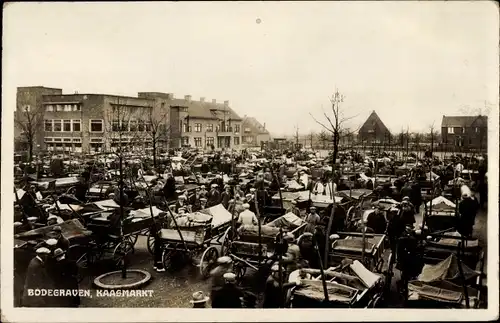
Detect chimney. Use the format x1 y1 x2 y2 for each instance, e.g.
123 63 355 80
200 97 205 103
224 100 229 106
184 95 192 102
212 99 217 104
263 123 266 129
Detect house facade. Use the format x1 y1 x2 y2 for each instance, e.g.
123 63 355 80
358 111 391 144
241 116 271 148
441 115 487 151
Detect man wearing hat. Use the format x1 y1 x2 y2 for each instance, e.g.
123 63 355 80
458 186 479 237
49 248 80 307
190 291 210 308
209 256 233 306
400 196 416 226
212 272 244 308
162 172 177 201
22 247 55 307
237 203 258 226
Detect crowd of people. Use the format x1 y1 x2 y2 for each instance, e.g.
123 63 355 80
14 148 486 308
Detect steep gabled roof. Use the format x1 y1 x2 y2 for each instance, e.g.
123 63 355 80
242 116 269 134
169 98 242 121
359 111 390 135
441 115 487 128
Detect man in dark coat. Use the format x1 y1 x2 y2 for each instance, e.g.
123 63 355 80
207 184 221 207
220 186 232 210
410 181 422 214
212 273 243 308
458 190 479 237
22 247 56 307
49 248 80 307
366 206 387 234
163 173 177 201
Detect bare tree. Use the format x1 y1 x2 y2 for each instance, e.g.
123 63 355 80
145 108 170 169
310 89 358 268
14 105 44 162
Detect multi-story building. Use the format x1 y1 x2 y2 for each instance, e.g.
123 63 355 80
441 115 488 151
15 87 245 154
241 116 271 148
358 110 391 144
157 94 242 150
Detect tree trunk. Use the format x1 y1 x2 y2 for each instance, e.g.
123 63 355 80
153 138 157 169
28 138 34 163
323 132 339 268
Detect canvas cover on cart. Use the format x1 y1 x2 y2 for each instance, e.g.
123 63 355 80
14 219 91 241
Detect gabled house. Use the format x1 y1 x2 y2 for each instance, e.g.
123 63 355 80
441 115 487 151
358 111 391 144
241 116 270 147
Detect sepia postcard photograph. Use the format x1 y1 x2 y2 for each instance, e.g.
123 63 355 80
1 1 499 322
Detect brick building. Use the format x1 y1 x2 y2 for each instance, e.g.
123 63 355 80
241 116 270 148
441 115 487 151
15 87 245 154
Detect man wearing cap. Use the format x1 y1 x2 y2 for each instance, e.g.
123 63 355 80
366 205 387 234
209 256 233 306
190 291 210 308
304 207 320 226
212 272 244 308
237 203 258 226
207 184 221 208
400 196 416 226
175 194 187 213
263 264 295 308
22 247 55 307
162 172 177 201
221 186 232 210
458 186 479 237
282 233 301 276
286 200 301 217
50 226 70 251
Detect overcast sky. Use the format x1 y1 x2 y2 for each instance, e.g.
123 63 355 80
3 1 498 136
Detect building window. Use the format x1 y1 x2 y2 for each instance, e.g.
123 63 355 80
206 137 214 146
216 125 220 132
53 120 62 132
195 123 202 132
244 128 251 133
63 120 71 132
145 122 152 132
462 127 465 133
53 138 62 142
72 104 81 112
72 120 81 132
181 137 190 146
447 127 454 134
234 125 240 133
475 127 479 133
234 137 240 145
90 119 103 132
64 104 72 112
44 120 53 132
206 124 213 132
21 105 31 112
194 137 202 147
46 105 54 112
